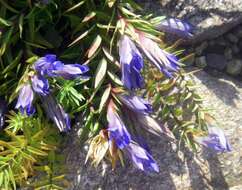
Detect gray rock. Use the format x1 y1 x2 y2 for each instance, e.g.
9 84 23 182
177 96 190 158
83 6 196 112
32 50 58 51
226 33 239 44
224 48 233 60
137 0 242 44
195 41 208 55
62 69 242 190
226 59 242 76
206 53 227 70
195 56 207 68
232 45 240 54
234 26 242 38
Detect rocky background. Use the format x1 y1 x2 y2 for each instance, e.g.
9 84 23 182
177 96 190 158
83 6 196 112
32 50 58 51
62 1 242 189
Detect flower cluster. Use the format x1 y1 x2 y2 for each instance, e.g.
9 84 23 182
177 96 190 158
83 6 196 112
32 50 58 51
15 54 89 131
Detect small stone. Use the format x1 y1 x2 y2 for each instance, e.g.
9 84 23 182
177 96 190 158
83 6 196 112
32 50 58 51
208 40 215 46
216 36 227 46
206 53 227 71
226 59 242 76
195 56 207 68
226 33 239 44
234 27 242 38
195 41 208 56
224 48 233 60
232 45 240 54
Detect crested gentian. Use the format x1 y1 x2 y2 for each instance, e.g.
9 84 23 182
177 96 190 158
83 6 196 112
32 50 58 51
126 141 159 172
31 74 49 96
52 64 89 80
0 98 7 129
155 18 193 39
34 54 61 77
119 94 152 114
15 83 35 116
195 127 232 152
119 35 144 90
107 101 131 149
138 33 180 78
41 95 70 132
34 54 89 80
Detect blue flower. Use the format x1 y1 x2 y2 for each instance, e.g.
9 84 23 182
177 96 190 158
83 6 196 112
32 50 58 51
119 94 152 114
195 127 232 152
41 95 71 132
34 54 89 80
126 141 159 172
138 33 180 78
156 18 193 39
53 64 89 80
15 83 35 116
34 54 61 77
31 74 49 96
107 101 131 149
119 35 144 90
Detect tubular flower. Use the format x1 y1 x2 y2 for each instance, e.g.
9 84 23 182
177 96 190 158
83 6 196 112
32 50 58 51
15 83 35 116
118 94 152 114
34 54 61 77
155 18 193 39
41 95 71 132
126 141 159 172
31 74 49 96
119 35 144 90
195 127 232 152
138 33 180 78
53 64 89 80
107 101 131 149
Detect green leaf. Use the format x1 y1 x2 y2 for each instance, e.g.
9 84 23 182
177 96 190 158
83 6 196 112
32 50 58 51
68 26 95 47
88 35 102 58
82 11 96 23
0 17 12 26
18 14 24 38
107 71 123 86
99 85 111 113
65 1 85 13
94 58 107 89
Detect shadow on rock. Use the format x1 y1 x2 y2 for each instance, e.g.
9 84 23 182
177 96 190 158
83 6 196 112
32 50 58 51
62 127 230 190
189 67 242 107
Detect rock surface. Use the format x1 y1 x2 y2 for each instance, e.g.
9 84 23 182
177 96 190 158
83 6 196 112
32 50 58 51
62 68 242 190
138 0 242 44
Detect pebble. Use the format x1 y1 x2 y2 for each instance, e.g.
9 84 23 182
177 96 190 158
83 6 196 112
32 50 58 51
195 56 207 68
226 59 242 76
206 53 227 71
224 48 233 60
195 41 208 55
227 33 239 43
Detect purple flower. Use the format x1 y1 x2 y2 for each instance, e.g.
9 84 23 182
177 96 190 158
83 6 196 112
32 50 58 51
119 94 152 114
156 18 193 39
34 54 63 77
15 83 35 116
195 127 232 152
41 95 70 132
52 64 89 80
107 101 131 149
126 141 159 172
119 35 144 90
34 54 89 80
31 74 49 96
138 33 180 78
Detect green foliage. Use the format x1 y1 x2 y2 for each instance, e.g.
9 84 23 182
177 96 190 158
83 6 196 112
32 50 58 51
0 0 222 187
0 110 67 189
